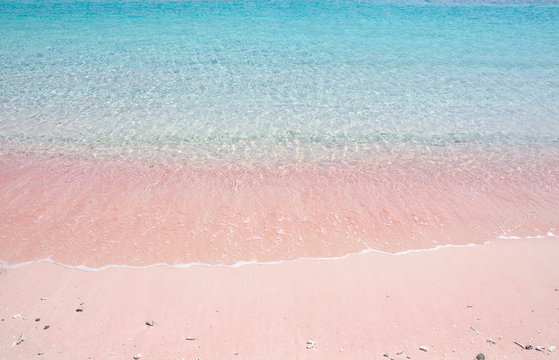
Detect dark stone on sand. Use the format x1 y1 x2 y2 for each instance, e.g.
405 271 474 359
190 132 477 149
145 320 154 326
43 325 49 330
476 354 485 360
35 318 40 322
76 308 83 312
525 345 533 350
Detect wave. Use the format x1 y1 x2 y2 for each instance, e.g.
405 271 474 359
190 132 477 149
2 232 556 272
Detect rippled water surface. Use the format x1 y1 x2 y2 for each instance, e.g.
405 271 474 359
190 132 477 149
2 0 558 159
1 0 558 266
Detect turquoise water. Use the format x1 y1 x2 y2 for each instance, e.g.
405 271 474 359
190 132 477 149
1 0 559 161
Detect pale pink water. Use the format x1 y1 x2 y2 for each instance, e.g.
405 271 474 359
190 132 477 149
1 148 558 267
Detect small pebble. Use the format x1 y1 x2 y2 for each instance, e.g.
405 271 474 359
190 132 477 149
419 346 428 352
133 354 142 359
40 297 47 301
15 333 25 346
476 354 485 360
486 338 496 344
76 308 83 312
306 340 316 349
43 325 49 330
185 337 196 341
38 352 44 356
145 320 154 326
397 350 404 355
35 318 40 322
384 353 390 358
536 346 545 352
12 314 22 319
549 346 556 352
525 345 533 350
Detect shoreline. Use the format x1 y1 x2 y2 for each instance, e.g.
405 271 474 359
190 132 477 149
2 153 559 267
1 241 485 272
1 237 558 359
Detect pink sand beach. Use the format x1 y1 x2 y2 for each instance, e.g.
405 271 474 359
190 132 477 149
2 0 559 357
1 238 558 359
1 152 558 359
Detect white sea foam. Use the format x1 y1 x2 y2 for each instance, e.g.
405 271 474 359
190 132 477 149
0 232 555 272
497 232 556 240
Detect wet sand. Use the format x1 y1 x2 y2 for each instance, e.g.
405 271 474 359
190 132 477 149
1 237 558 359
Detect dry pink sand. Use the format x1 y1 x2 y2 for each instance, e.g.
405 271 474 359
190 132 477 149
1 237 558 359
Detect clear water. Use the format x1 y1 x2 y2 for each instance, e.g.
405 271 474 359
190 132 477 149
1 0 559 161
1 0 559 266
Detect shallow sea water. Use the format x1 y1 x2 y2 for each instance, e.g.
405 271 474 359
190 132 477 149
1 0 558 266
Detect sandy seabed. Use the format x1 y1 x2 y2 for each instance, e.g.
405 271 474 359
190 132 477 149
2 153 559 267
0 237 558 359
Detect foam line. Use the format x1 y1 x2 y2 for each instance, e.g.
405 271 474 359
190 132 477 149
2 230 556 273
0 242 485 272
1 232 556 272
